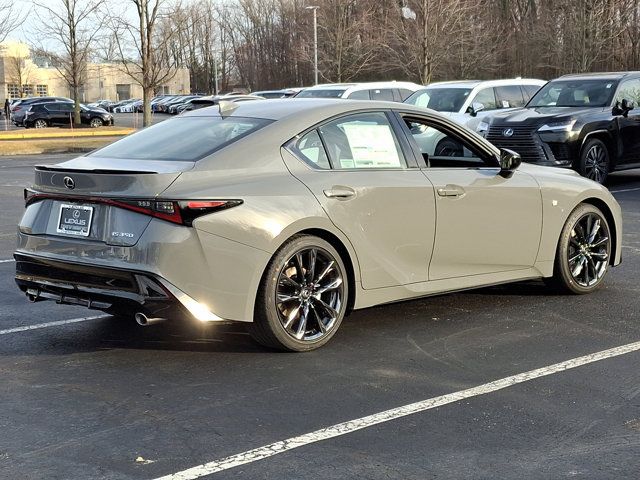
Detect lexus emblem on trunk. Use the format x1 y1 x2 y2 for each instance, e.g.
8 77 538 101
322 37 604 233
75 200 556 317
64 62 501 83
503 128 514 137
63 176 75 190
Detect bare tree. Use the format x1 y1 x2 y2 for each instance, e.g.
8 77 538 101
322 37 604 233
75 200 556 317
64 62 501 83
34 0 104 124
107 0 183 126
0 1 26 44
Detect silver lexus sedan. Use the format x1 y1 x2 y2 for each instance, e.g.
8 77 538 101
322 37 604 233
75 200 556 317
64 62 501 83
15 99 622 351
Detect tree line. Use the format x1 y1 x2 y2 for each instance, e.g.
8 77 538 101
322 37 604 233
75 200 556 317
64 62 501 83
2 0 640 126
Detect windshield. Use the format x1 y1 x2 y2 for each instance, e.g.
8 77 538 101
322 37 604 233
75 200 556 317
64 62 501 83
404 87 472 112
296 89 347 99
90 116 272 161
528 79 618 107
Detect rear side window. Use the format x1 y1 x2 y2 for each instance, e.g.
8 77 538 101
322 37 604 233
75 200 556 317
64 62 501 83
293 130 331 169
370 89 395 101
495 85 525 108
347 89 370 100
318 112 406 169
472 88 497 110
90 116 272 161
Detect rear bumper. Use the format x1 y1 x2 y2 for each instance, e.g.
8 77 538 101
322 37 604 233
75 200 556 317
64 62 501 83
14 253 225 322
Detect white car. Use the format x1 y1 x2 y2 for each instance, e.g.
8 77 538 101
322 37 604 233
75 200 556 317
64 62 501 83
404 78 546 131
296 81 423 102
113 100 141 113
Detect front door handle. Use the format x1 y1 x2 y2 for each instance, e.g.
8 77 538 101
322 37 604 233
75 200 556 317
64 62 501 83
324 186 356 199
437 185 465 197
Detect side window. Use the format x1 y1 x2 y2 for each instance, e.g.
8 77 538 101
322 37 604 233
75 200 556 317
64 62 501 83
347 89 370 100
402 116 495 169
522 84 542 102
58 104 74 112
495 85 526 108
614 79 640 105
293 130 331 169
370 89 395 101
471 88 497 110
318 112 406 169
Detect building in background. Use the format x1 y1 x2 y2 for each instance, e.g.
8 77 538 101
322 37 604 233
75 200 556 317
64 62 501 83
0 41 190 102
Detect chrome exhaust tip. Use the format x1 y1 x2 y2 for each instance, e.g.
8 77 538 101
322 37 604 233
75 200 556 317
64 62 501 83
135 312 167 326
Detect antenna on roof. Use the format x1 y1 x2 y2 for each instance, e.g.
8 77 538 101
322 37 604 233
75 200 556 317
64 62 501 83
218 100 238 118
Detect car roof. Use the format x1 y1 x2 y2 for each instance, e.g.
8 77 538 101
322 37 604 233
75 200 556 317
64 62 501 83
427 78 546 88
557 71 640 81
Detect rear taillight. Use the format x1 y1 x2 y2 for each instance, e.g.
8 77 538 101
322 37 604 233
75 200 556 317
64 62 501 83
13 106 22 111
24 189 242 226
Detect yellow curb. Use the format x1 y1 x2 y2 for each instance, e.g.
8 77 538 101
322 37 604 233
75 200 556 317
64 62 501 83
0 128 135 140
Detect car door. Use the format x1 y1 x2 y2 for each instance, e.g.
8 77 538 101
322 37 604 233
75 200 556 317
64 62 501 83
396 112 543 280
466 87 498 120
53 103 74 125
281 111 436 289
613 78 640 165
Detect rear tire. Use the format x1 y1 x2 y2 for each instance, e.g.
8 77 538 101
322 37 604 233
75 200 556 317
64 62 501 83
249 235 349 352
33 119 48 129
546 204 611 294
578 138 610 184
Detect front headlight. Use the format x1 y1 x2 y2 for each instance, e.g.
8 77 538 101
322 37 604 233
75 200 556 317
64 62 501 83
537 119 576 132
476 121 489 136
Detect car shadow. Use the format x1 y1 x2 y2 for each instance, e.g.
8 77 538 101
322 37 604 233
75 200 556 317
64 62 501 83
606 169 640 188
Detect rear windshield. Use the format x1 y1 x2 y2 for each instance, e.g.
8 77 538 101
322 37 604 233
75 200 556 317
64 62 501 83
297 89 347 98
528 79 618 107
404 87 472 112
90 116 272 161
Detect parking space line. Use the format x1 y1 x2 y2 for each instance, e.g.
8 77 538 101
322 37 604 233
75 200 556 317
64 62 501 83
0 315 108 335
0 259 15 263
155 339 640 480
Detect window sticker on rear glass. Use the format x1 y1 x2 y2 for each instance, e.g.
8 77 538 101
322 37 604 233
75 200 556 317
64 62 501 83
341 124 401 168
606 84 613 89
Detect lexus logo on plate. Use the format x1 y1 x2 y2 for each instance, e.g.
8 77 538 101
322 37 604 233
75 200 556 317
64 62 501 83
63 176 75 190
503 128 514 137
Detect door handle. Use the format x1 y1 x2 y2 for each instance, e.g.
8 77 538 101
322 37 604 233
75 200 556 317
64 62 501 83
437 185 465 197
323 186 356 199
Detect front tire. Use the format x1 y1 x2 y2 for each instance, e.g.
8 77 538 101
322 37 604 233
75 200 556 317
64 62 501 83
89 117 103 128
547 204 611 294
578 138 610 184
249 235 348 351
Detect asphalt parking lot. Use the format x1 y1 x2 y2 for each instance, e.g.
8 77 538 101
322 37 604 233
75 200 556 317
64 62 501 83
1 154 640 479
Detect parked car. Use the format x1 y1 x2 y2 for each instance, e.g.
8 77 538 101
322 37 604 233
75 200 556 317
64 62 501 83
23 102 114 128
480 72 640 183
167 96 201 114
113 100 141 113
251 89 290 99
296 81 423 102
404 78 545 130
156 95 193 113
15 99 621 351
10 97 73 126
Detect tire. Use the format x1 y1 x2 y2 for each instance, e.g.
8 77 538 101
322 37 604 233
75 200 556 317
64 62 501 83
578 138 610 184
89 117 103 128
546 203 612 294
249 235 349 352
434 138 463 157
33 119 48 129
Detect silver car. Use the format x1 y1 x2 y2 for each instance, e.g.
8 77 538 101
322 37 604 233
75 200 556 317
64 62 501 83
15 99 623 351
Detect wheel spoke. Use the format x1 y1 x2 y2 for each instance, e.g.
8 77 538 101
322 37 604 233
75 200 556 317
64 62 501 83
277 293 298 305
588 218 600 243
279 274 300 290
312 297 338 321
315 260 335 284
295 303 309 340
293 253 305 282
571 256 586 277
590 236 608 248
590 251 608 260
311 304 326 333
308 249 317 283
283 303 301 329
568 252 582 263
316 277 343 294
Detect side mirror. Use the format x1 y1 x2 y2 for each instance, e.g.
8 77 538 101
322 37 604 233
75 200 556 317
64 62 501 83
499 148 521 178
467 102 485 117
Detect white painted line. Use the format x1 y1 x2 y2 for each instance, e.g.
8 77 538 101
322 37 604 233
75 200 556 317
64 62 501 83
155 340 640 480
0 259 15 263
0 315 108 335
611 187 640 194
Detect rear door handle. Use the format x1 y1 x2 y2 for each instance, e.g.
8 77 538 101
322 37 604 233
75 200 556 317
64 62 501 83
437 185 465 197
324 186 356 199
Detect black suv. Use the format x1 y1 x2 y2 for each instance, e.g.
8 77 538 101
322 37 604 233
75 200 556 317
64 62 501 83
23 102 114 129
479 72 640 183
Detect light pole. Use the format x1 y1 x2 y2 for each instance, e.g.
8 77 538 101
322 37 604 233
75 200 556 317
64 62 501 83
305 5 319 85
